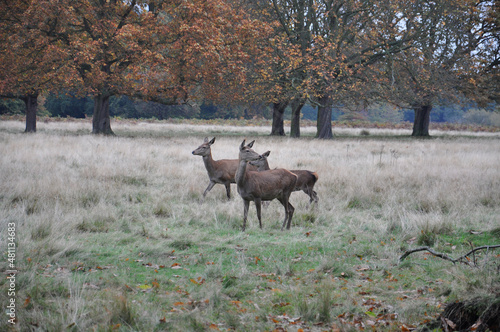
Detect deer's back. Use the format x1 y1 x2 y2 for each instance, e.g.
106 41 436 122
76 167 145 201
290 170 318 188
240 169 297 200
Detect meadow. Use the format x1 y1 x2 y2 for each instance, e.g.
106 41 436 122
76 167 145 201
0 119 499 331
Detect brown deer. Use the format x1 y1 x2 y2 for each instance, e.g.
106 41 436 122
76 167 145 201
235 140 297 231
249 151 319 204
192 137 256 200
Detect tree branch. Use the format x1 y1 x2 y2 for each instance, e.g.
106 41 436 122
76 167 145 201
115 0 137 33
399 245 500 265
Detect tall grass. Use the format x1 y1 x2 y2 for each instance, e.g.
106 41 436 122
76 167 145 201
0 120 499 331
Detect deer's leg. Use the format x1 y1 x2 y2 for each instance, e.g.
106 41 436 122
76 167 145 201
303 186 319 205
203 181 216 198
242 199 250 231
224 182 231 200
278 197 289 231
312 190 319 204
303 188 314 204
286 201 295 230
255 198 262 229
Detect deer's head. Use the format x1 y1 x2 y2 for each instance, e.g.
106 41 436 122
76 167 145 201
249 151 270 168
192 137 216 156
238 139 259 162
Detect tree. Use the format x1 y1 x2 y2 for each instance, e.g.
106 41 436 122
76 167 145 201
290 98 305 137
47 0 157 135
54 0 271 134
265 0 426 138
251 1 312 137
384 0 497 136
0 0 76 132
461 0 499 107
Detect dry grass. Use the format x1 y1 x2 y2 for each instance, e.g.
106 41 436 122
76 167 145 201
0 119 499 331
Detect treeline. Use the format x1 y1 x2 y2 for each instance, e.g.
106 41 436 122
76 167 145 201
0 95 273 120
1 1 498 137
3 93 498 127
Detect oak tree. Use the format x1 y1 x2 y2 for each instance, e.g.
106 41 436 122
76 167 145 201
0 0 77 132
50 0 158 135
56 0 271 134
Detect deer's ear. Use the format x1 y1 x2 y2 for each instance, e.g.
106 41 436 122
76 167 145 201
263 151 271 157
203 137 209 143
247 140 255 148
209 137 216 145
240 140 246 150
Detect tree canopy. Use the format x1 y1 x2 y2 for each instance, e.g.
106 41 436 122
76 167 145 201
0 0 497 136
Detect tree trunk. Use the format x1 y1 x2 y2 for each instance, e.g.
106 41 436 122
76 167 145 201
270 101 288 136
92 93 114 135
22 92 38 133
316 95 333 139
412 104 431 137
290 99 305 138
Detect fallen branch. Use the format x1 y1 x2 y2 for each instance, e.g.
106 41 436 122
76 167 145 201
399 245 500 265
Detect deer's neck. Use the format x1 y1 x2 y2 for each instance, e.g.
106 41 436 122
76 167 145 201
235 159 248 188
202 153 216 176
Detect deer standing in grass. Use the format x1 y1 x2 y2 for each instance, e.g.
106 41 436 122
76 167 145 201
192 137 256 200
236 140 297 231
249 151 319 204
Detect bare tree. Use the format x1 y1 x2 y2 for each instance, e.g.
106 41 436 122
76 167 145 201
385 0 498 136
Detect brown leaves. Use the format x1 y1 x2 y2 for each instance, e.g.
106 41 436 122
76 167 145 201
1 0 273 107
337 309 403 330
189 277 205 285
268 314 305 330
23 296 31 308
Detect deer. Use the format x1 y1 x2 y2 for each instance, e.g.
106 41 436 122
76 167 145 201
235 140 298 231
249 151 319 204
192 137 257 200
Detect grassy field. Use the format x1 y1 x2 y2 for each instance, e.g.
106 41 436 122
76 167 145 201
1 119 499 331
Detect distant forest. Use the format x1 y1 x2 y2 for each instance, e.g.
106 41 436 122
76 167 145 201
1 94 499 127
